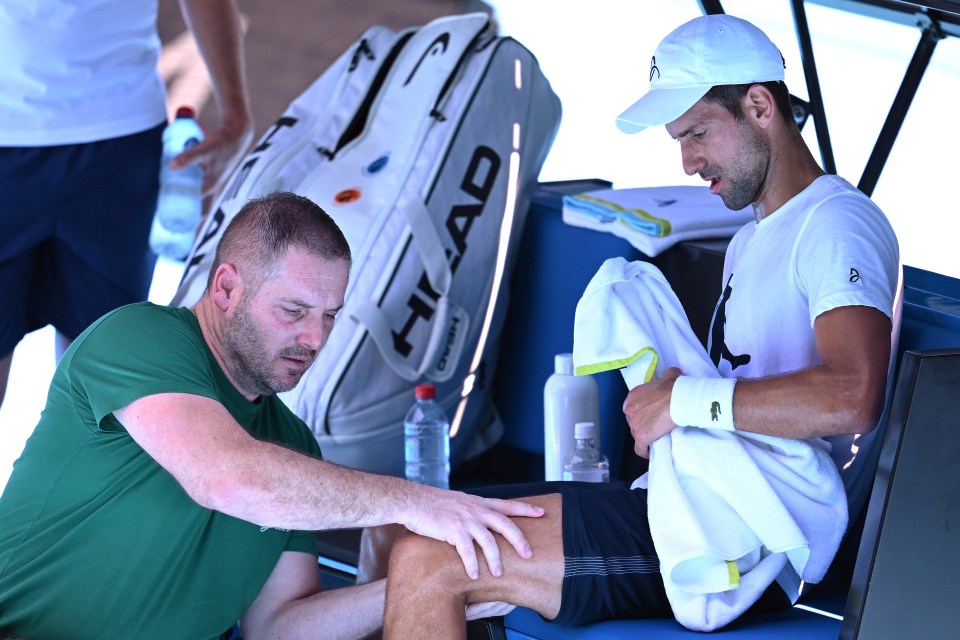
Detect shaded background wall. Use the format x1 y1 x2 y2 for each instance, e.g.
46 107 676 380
156 0 491 142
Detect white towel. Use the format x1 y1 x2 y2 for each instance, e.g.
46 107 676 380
562 185 753 257
572 258 847 632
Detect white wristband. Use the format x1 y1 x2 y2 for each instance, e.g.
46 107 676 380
669 376 736 431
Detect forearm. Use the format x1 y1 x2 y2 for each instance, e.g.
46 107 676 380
205 438 420 532
731 363 886 439
245 580 386 640
178 0 252 129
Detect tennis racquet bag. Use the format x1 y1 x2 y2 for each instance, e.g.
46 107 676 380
171 12 561 475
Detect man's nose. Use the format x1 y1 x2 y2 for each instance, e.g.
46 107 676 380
679 140 703 176
297 316 326 352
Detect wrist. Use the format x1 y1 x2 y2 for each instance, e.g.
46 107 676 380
669 376 736 431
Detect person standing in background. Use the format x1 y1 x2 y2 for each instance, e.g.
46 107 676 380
0 0 254 410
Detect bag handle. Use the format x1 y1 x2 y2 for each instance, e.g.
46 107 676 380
349 197 468 382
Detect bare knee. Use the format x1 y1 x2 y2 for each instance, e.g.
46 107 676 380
388 531 470 595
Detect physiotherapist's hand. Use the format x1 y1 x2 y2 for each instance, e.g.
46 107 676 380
467 600 517 620
401 487 544 581
623 366 681 459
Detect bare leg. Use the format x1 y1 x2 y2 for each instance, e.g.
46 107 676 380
358 523 406 583
383 493 563 640
0 350 12 409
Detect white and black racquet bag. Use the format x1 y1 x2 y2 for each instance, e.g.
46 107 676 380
171 12 561 475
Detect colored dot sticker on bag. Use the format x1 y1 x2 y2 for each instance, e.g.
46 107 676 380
334 188 362 205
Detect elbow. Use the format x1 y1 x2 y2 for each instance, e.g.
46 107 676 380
839 377 887 435
183 472 252 517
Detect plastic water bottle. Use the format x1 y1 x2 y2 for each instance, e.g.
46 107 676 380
543 353 599 481
155 106 205 234
562 422 609 483
404 384 450 489
148 214 195 261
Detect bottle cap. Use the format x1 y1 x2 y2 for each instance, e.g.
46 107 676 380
574 421 597 439
175 106 197 119
415 384 436 400
554 353 574 375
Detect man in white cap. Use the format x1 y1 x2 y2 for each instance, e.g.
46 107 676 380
376 14 900 636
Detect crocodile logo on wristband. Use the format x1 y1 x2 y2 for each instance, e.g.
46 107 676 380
710 401 721 422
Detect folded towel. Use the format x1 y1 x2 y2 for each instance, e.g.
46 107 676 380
572 258 847 632
562 185 753 257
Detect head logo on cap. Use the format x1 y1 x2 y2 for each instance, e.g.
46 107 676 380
617 14 786 134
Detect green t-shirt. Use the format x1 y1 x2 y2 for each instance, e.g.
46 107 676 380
0 303 323 639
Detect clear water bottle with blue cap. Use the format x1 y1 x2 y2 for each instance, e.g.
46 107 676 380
404 384 450 489
155 106 205 234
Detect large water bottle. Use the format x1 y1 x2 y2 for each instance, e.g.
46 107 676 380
155 106 205 234
543 353 599 481
562 421 610 483
404 384 451 489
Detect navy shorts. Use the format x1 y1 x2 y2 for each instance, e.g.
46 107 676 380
472 480 790 626
0 124 164 355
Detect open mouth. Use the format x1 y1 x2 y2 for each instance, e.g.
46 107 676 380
281 356 310 369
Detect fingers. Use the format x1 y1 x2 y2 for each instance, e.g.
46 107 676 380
634 440 650 459
462 499 539 579
470 525 503 578
485 497 545 518
479 501 536 561
453 535 481 581
404 489 547 582
466 601 517 620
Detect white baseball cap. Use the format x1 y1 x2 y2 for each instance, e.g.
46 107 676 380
616 14 785 134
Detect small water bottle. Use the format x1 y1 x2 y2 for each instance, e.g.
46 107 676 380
155 106 205 234
404 384 450 489
562 422 609 483
544 353 599 481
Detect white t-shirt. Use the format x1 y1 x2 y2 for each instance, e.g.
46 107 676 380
707 174 900 515
0 0 168 146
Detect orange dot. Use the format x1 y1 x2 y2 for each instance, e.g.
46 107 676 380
334 188 362 205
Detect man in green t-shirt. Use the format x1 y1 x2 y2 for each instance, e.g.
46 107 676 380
0 192 542 639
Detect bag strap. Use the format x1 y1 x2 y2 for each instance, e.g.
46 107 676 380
349 194 466 382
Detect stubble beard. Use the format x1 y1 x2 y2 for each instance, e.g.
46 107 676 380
223 297 315 397
709 124 770 213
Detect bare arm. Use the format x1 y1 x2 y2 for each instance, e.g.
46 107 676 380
241 551 386 640
113 394 542 579
624 305 892 457
172 0 254 196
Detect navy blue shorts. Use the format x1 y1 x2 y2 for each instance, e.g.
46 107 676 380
472 480 671 624
472 480 790 626
0 124 164 355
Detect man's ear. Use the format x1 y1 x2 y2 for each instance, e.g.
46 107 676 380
744 84 776 129
210 263 242 312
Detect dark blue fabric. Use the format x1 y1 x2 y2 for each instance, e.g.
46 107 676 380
469 480 672 625
0 124 163 353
